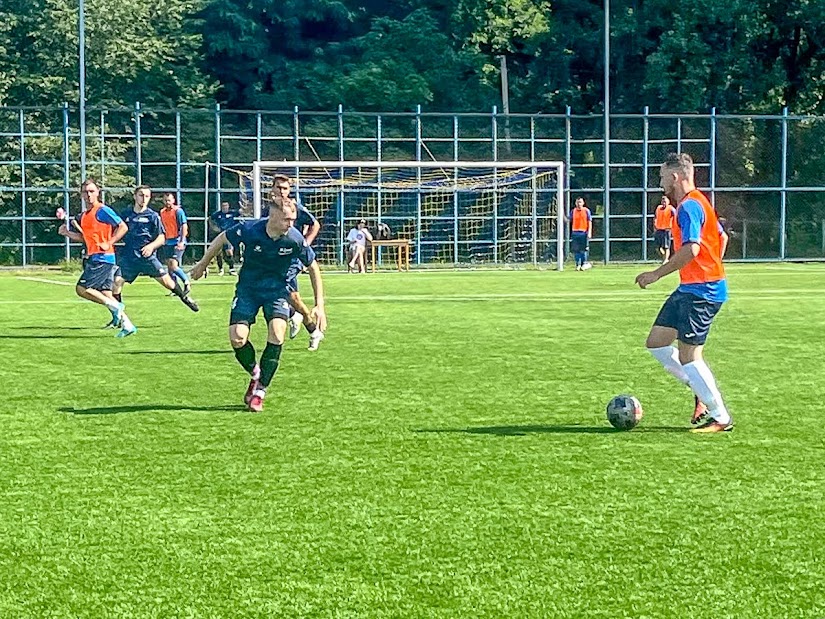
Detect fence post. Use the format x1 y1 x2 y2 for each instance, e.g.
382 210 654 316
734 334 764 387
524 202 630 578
61 103 71 262
293 106 300 161
710 108 717 210
492 105 498 263
19 109 27 267
214 103 221 214
99 110 106 184
175 110 182 207
604 107 611 264
565 106 572 262
742 219 747 259
453 115 459 265
377 114 383 267
642 106 649 261
780 107 788 259
134 101 142 185
255 111 262 162
415 104 422 265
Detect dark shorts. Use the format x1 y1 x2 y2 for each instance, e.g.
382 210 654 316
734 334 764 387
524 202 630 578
571 233 589 253
119 256 167 284
158 245 185 264
654 229 672 250
653 289 724 346
229 287 291 326
77 261 119 292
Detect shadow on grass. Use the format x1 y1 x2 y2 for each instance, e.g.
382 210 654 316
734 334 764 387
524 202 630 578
117 350 230 356
417 424 691 436
0 334 99 339
59 404 248 415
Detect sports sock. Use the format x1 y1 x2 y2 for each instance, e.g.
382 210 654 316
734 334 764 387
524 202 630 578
174 267 189 283
305 321 317 334
226 255 235 270
292 311 303 324
648 346 690 385
113 292 122 302
103 298 120 312
216 254 224 270
233 341 257 375
258 342 283 388
170 279 186 299
682 360 730 424
120 312 135 331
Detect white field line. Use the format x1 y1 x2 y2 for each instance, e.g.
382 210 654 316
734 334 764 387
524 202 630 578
15 276 73 286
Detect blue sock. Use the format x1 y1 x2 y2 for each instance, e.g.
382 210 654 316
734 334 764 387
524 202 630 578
174 267 189 283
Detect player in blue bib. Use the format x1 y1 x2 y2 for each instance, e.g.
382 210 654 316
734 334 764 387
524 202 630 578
190 195 327 413
208 201 239 275
110 186 200 322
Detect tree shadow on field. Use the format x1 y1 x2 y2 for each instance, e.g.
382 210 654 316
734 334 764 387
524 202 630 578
417 425 690 436
0 334 99 339
58 404 248 415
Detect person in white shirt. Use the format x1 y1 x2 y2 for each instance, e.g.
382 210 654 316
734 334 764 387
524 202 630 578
346 219 373 273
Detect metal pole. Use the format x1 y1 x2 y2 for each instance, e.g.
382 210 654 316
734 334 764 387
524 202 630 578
62 103 71 262
453 116 459 264
79 0 87 179
20 110 27 267
175 111 182 206
499 54 512 155
780 107 788 259
710 108 717 209
492 105 498 263
603 0 611 264
214 103 221 215
415 104 422 265
134 101 142 185
565 106 572 262
642 106 649 261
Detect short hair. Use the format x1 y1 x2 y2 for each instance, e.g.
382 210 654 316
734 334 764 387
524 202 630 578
81 178 99 190
163 192 176 200
662 153 694 176
133 184 151 195
273 175 291 186
269 194 296 211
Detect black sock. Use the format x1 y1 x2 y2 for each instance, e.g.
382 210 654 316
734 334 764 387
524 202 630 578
233 341 257 374
259 342 282 388
170 279 186 298
226 255 235 269
217 255 223 270
113 293 122 302
305 322 317 334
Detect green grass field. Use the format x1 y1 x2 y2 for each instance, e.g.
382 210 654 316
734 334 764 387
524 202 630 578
1 264 823 618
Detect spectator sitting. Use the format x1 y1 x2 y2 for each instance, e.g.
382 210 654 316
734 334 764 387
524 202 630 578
347 219 373 273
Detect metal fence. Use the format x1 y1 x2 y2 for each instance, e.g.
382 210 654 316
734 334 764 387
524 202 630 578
3 103 825 267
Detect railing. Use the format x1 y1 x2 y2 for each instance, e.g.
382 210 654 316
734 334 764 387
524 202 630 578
2 104 825 266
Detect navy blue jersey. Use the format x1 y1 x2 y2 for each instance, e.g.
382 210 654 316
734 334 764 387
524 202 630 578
227 220 315 292
294 202 318 233
120 207 163 260
211 210 238 232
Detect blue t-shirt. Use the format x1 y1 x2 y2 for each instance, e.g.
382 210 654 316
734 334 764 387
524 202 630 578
164 208 188 245
294 203 318 233
676 199 728 303
120 207 163 261
74 205 122 264
227 220 315 292
211 210 238 232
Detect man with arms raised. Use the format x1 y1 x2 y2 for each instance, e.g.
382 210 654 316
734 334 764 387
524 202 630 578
635 153 731 433
190 195 327 413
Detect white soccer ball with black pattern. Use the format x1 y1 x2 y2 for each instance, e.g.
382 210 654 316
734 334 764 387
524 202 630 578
606 394 643 430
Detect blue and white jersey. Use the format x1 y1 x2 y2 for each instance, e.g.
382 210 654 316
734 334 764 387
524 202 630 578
120 207 163 260
227 220 315 292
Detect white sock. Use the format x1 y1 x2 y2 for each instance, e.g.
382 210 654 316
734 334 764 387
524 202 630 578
648 346 690 386
120 313 135 331
253 387 266 398
682 361 730 424
292 312 303 324
104 299 120 312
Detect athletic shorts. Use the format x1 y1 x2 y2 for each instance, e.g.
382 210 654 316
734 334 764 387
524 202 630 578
158 245 185 264
119 256 167 284
229 287 291 326
77 261 119 292
570 233 589 253
654 229 672 250
653 289 724 346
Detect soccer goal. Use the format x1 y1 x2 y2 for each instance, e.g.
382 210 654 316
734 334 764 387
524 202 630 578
239 161 566 270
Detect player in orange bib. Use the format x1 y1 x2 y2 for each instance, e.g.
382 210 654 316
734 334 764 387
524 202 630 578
569 197 592 270
653 195 676 263
635 154 732 433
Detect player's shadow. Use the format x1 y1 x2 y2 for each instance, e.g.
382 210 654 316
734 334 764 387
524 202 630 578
59 404 247 415
418 425 690 436
117 350 230 356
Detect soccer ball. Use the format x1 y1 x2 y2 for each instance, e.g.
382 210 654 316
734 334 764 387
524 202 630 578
606 394 643 430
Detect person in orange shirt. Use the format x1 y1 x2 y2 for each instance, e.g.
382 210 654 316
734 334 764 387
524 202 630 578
653 195 676 263
569 197 592 271
158 193 191 295
635 154 731 433
58 179 137 337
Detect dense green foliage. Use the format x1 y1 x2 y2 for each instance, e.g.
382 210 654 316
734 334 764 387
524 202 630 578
1 0 824 113
1 265 824 617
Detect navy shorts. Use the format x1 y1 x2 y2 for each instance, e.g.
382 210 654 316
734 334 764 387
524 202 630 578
77 261 119 292
654 229 672 250
119 256 167 284
158 245 185 264
571 233 589 253
653 289 724 346
229 287 291 326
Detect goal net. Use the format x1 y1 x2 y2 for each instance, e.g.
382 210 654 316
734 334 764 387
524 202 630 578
235 161 565 269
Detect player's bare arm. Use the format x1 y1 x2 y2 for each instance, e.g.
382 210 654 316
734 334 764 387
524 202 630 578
142 233 166 258
306 260 327 331
58 224 83 243
191 232 227 280
99 221 128 251
177 223 188 250
635 242 699 288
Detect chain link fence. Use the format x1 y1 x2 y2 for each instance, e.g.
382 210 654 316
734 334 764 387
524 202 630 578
1 105 822 267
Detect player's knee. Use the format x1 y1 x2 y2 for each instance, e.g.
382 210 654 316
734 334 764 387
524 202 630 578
230 334 247 348
75 285 86 298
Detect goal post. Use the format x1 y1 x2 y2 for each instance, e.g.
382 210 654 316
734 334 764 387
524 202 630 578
245 161 566 270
